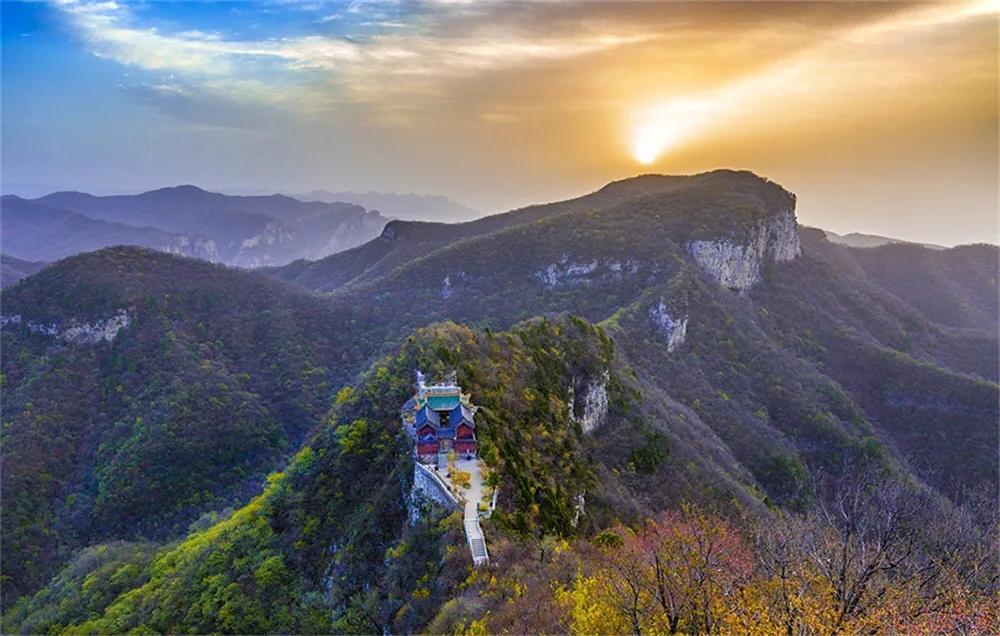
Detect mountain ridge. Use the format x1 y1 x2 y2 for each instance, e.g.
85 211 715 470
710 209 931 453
296 189 480 223
270 169 793 292
0 255 48 288
1 195 220 263
823 229 948 250
9 186 390 268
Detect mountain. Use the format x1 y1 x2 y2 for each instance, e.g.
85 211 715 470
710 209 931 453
0 247 375 606
2 171 996 631
17 186 389 267
273 170 995 502
297 190 481 223
272 171 781 292
845 241 998 330
0 255 47 288
1 196 218 262
824 229 947 250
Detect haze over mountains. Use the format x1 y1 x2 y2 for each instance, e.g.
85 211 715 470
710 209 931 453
2 170 996 632
823 229 947 250
295 190 480 223
0 255 46 288
1 186 389 268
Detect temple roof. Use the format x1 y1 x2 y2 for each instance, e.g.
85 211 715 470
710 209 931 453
411 372 477 439
415 406 440 427
425 394 461 411
449 404 475 427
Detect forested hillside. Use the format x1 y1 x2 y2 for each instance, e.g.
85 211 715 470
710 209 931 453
2 171 996 632
0 248 377 605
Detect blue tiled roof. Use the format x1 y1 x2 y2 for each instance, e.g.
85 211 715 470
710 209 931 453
448 404 475 427
415 406 440 427
436 426 456 440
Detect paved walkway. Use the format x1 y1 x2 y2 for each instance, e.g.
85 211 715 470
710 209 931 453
449 457 489 565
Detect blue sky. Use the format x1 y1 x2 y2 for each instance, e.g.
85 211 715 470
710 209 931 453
1 1 996 245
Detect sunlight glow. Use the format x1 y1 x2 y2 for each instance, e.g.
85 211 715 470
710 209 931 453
630 97 719 164
629 0 999 165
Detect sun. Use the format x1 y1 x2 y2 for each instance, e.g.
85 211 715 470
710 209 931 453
632 135 662 165
630 120 687 165
629 96 720 165
629 98 704 165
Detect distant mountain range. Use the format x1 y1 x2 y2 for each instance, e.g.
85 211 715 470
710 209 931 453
1 186 388 268
3 181 958 276
0 255 47 288
823 229 947 250
295 189 481 223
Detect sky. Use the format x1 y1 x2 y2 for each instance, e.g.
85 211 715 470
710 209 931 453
2 0 997 246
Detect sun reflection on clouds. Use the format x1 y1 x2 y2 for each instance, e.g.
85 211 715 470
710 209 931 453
629 0 999 165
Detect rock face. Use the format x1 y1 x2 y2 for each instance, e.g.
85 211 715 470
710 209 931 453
649 300 688 352
163 236 219 262
535 256 641 288
409 462 459 522
1 309 131 344
574 370 609 434
571 492 586 529
231 222 299 267
536 258 599 287
687 209 800 291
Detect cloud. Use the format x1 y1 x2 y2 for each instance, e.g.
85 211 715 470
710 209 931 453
56 0 288 75
54 0 997 140
629 0 999 163
54 0 659 114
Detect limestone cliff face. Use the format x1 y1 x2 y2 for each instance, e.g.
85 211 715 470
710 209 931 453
687 209 800 291
0 309 131 344
649 300 688 352
573 370 609 434
163 236 219 263
534 256 641 288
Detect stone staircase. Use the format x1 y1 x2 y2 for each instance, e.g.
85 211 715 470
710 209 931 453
464 513 489 566
413 460 490 566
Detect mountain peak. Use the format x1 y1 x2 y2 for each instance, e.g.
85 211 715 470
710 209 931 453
164 184 206 193
145 184 213 199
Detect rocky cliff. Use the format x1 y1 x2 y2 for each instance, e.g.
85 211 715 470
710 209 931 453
649 300 688 351
573 370 610 434
688 209 800 291
0 309 131 344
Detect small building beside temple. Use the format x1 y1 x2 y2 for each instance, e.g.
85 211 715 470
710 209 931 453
406 371 478 462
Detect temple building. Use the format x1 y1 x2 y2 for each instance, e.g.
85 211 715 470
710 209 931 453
408 371 478 461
